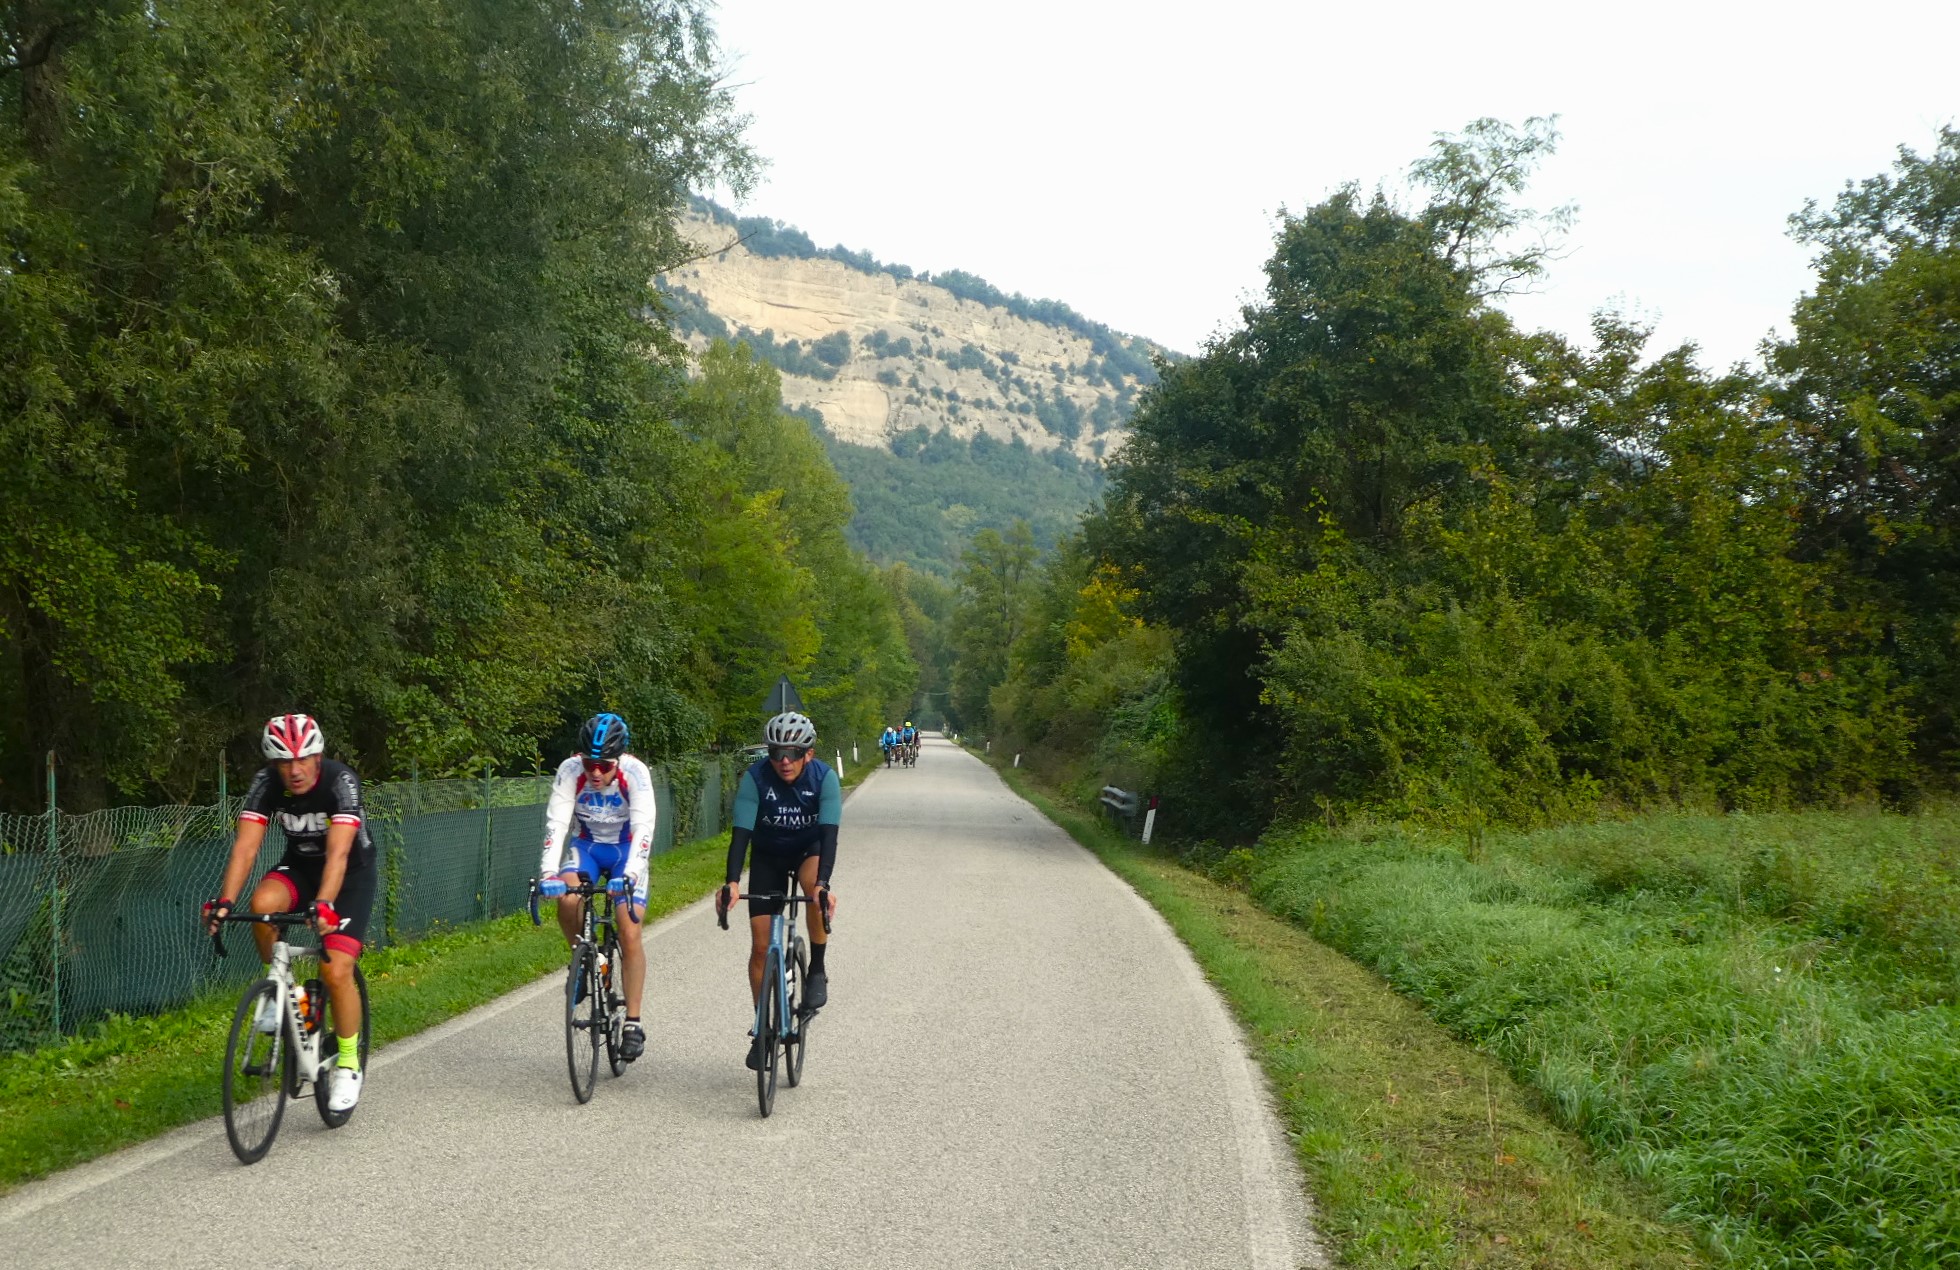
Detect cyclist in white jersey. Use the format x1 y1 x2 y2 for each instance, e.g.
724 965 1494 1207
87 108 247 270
537 712 657 1060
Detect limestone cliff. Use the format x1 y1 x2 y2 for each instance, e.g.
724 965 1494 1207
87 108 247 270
659 205 1169 461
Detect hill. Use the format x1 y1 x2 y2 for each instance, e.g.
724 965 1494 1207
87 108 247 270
659 202 1174 571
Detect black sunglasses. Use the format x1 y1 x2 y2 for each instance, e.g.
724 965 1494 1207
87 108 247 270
767 745 810 762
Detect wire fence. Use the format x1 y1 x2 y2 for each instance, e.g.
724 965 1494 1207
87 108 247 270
0 754 743 1054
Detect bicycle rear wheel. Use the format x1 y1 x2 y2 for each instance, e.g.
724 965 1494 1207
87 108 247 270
314 965 371 1128
785 936 809 1088
756 954 781 1117
565 943 598 1103
223 979 291 1165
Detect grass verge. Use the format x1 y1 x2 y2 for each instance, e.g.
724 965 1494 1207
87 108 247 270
989 759 1708 1269
0 831 728 1194
1245 813 1960 1267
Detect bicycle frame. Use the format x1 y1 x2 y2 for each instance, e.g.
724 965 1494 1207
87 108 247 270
214 915 332 1086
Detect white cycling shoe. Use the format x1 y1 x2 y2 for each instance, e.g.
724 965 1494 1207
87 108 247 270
253 993 280 1034
327 1065 363 1112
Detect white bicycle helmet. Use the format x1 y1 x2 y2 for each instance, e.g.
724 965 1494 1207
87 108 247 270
261 713 325 760
764 711 816 749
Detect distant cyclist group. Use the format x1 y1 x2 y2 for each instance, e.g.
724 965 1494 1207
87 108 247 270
202 704 850 1154
879 721 919 768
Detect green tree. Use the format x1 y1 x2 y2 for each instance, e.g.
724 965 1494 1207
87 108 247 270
1770 127 1960 767
948 521 1037 729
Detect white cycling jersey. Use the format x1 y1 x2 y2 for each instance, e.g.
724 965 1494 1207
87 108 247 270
538 753 657 886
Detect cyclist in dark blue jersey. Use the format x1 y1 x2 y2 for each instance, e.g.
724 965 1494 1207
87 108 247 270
716 711 840 1070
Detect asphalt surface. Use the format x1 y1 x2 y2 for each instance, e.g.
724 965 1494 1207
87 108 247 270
0 735 1324 1268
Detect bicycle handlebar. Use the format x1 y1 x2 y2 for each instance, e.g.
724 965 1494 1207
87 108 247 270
208 910 318 958
718 888 831 937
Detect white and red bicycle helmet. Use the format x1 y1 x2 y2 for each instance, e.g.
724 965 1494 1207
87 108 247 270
261 713 325 760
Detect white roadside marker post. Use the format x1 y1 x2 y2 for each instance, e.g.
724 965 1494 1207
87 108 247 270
1014 753 1021 767
1142 796 1159 845
837 750 845 779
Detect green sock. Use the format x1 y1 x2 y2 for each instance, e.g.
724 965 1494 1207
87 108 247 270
338 1033 361 1072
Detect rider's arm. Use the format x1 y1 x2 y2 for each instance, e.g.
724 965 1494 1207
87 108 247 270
724 768 761 886
815 766 842 885
316 764 365 908
538 757 580 877
216 769 277 903
216 819 268 907
316 822 357 912
621 757 657 887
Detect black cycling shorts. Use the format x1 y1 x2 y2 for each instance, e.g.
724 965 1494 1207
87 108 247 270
746 840 820 917
264 854 377 958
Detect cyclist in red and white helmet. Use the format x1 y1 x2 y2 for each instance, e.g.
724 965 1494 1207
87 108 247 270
204 714 375 1114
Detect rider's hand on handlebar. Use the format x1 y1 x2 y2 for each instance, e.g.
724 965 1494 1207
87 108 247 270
715 883 738 914
539 876 568 899
817 884 836 924
202 898 232 937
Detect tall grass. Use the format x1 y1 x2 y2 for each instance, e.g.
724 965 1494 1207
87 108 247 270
1242 807 1960 1267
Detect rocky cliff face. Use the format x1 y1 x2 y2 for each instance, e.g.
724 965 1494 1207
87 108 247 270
660 207 1166 460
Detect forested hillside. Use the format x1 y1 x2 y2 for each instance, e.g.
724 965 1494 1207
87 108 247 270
0 1 915 811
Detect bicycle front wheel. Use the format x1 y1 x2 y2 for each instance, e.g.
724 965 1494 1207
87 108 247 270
565 944 598 1104
223 978 291 1165
603 937 626 1078
314 965 371 1128
785 937 809 1088
756 955 781 1117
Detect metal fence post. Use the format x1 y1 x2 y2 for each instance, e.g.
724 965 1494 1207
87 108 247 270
45 751 60 1037
217 751 227 807
480 766 494 920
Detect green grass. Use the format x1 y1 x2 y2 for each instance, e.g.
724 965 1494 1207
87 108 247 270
0 831 729 1194
1243 811 1960 1268
989 759 1706 1269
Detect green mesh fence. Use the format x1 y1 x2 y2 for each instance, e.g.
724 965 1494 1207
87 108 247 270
0 756 734 1054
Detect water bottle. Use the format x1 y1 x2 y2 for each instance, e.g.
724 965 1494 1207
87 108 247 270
293 985 312 1032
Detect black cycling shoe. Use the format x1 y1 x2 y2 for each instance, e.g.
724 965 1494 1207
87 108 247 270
619 1021 645 1062
745 1033 766 1071
803 970 828 1011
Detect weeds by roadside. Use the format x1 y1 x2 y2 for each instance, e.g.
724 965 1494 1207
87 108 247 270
986 755 1708 1269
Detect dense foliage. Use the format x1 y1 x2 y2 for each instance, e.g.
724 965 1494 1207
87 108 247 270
0 1 914 809
953 121 1954 834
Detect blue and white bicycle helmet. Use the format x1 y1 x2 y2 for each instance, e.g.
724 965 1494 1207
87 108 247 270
579 712 629 762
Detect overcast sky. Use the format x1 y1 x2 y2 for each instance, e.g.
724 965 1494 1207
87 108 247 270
705 0 1956 369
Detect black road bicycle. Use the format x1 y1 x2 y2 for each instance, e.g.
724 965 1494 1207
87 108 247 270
720 889 829 1117
530 877 631 1103
213 913 371 1164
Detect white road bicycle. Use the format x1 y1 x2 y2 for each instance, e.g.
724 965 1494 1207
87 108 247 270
212 912 371 1164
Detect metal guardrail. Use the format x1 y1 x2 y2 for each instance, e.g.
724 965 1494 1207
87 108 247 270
1099 786 1140 817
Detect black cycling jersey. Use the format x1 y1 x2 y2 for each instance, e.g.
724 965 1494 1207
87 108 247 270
240 758 375 870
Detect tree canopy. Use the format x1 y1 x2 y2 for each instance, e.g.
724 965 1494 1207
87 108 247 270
0 0 913 809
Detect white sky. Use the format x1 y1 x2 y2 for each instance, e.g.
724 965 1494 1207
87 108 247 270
706 0 1956 370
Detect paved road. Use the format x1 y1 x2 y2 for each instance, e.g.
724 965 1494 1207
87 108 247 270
1 736 1323 1268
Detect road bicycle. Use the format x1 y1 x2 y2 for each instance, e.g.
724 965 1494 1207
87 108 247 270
902 740 918 767
529 877 630 1103
212 912 371 1165
719 888 829 1117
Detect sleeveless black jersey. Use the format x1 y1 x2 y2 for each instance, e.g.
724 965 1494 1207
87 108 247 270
239 758 374 870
